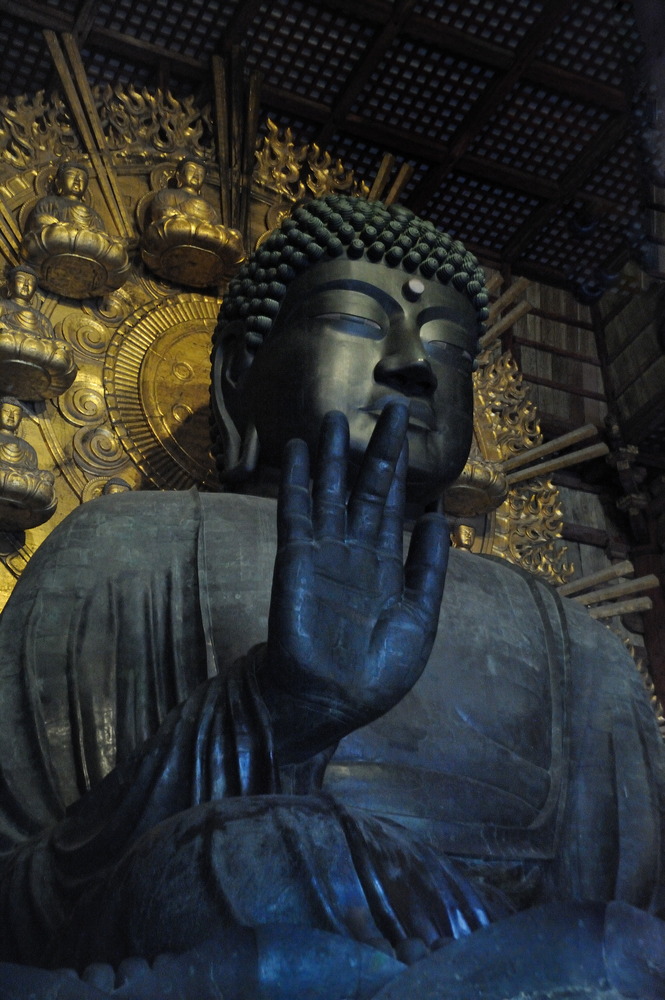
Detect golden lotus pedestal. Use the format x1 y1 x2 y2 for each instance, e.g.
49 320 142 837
145 243 230 287
40 253 110 300
141 219 245 289
0 469 56 530
444 459 509 517
21 223 131 300
0 332 77 400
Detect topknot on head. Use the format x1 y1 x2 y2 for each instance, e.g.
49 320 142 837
217 194 489 356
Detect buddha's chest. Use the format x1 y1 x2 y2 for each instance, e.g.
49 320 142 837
324 549 567 857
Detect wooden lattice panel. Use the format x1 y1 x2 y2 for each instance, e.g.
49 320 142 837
411 0 546 49
93 0 237 60
582 134 642 203
519 204 632 279
424 174 542 250
536 0 643 87
323 134 394 188
350 40 496 141
82 50 157 92
468 81 611 181
243 2 375 106
0 15 53 97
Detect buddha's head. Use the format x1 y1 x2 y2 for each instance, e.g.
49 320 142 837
212 195 488 504
175 157 206 193
7 265 38 304
0 398 23 433
452 524 477 550
54 162 89 199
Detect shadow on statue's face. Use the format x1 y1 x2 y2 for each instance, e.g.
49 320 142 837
223 257 478 504
10 271 37 302
56 166 88 198
177 161 206 191
0 404 22 433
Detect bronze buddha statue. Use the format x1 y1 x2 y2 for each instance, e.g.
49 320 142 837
0 196 662 999
0 396 56 529
140 157 245 287
21 162 131 299
0 265 77 400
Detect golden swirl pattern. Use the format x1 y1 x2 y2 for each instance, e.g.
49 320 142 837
73 422 127 475
60 313 110 359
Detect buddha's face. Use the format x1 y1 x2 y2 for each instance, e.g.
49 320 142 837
177 161 206 191
223 257 478 503
0 403 22 432
9 270 37 302
56 166 88 198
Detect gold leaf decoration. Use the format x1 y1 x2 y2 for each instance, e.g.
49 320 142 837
255 119 369 203
0 91 79 176
473 351 572 585
97 85 214 162
254 119 308 201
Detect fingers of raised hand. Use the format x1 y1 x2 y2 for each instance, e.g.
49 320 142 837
377 433 408 555
348 403 409 543
277 438 312 545
313 411 349 539
403 512 449 624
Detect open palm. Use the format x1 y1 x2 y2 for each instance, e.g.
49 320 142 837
262 404 449 762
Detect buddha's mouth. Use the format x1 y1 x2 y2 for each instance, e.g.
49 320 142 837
360 395 436 431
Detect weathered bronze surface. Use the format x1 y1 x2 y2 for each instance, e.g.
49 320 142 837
0 195 662 1000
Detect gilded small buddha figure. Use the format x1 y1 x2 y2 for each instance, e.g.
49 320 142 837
21 162 131 299
140 156 245 287
0 396 55 529
0 265 77 400
451 523 477 550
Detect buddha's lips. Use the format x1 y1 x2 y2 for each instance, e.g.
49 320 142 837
360 396 436 431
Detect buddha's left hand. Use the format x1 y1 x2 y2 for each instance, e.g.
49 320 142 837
260 404 449 762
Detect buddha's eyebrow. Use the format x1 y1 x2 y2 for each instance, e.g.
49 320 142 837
417 305 475 325
315 278 400 314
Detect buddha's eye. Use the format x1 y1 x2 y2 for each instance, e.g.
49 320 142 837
424 340 474 373
314 313 385 340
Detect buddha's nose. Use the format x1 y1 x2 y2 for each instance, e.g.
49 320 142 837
373 332 437 397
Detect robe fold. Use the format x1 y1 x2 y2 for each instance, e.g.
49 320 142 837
0 489 662 966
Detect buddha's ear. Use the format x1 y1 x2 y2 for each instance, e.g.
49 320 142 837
219 324 254 391
211 323 258 478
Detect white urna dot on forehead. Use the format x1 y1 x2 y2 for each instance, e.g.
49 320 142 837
403 278 425 302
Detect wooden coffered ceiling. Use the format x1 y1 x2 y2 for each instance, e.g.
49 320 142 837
0 0 649 295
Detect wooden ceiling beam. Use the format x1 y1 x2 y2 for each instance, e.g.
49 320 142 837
525 61 627 112
72 0 102 44
86 27 202 75
407 0 578 214
0 0 71 31
453 153 557 201
261 85 635 228
260 86 331 126
314 0 421 148
218 0 266 52
0 0 630 115
403 17 627 111
502 112 631 263
312 1 627 111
